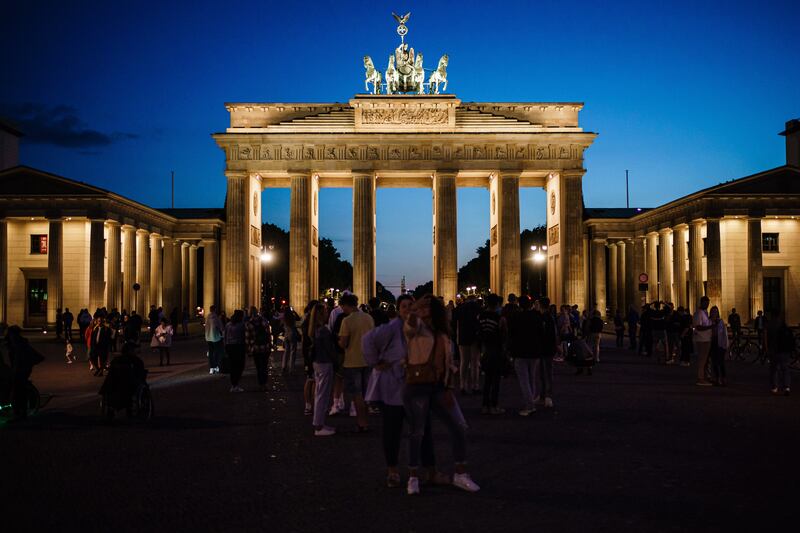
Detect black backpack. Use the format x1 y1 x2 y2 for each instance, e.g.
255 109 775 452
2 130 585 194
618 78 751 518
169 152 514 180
253 320 269 345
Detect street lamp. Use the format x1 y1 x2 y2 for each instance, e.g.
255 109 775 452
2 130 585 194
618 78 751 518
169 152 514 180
260 245 274 263
530 244 547 296
260 245 275 307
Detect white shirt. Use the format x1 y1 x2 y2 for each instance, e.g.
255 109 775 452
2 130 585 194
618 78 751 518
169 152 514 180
693 309 712 342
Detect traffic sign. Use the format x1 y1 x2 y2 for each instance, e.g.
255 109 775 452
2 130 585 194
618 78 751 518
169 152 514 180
638 273 649 284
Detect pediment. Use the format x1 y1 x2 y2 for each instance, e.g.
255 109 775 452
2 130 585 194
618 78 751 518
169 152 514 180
0 166 109 197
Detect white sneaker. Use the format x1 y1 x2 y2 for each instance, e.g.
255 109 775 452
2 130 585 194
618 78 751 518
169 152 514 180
453 473 480 493
349 403 357 417
230 386 244 393
328 406 341 416
519 408 535 416
544 397 554 408
314 426 336 437
213 367 220 374
209 368 215 375
407 476 420 495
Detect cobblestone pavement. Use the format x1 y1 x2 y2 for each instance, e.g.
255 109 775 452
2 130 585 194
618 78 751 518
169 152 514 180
2 336 798 533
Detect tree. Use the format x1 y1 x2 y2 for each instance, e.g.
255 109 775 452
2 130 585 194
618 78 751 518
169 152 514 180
376 281 396 304
318 238 353 293
458 239 490 292
261 223 290 300
412 280 434 299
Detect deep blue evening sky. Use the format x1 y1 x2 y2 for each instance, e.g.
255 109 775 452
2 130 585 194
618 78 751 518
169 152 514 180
2 0 798 289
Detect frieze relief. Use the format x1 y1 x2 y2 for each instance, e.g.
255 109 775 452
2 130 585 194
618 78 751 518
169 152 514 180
231 143 584 162
361 108 448 125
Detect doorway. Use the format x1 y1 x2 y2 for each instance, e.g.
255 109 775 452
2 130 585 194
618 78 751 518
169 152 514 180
26 277 48 327
763 275 783 319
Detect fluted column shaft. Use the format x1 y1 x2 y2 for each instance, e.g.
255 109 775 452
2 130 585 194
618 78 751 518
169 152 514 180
181 242 189 312
162 237 176 314
747 218 763 321
0 220 6 323
672 225 688 309
188 244 197 316
489 173 521 298
658 229 672 303
433 172 458 303
136 229 150 314
632 237 646 310
705 219 722 311
202 240 218 314
616 240 627 314
224 171 248 313
47 219 63 325
561 171 585 306
290 175 314 308
150 234 162 308
174 241 183 313
88 220 105 312
646 233 659 302
591 239 606 314
121 225 136 312
624 239 635 312
352 173 376 300
688 220 704 310
106 222 121 310
608 243 618 313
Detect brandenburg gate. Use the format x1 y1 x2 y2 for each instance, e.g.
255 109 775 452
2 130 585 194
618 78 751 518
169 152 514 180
212 14 596 313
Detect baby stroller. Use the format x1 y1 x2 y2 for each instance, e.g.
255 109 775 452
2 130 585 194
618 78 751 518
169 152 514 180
99 342 154 421
566 338 596 375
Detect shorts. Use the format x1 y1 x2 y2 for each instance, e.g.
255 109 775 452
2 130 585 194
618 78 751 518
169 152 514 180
343 367 368 396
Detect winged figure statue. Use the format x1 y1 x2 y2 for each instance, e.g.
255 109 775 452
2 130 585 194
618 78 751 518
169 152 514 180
392 12 411 24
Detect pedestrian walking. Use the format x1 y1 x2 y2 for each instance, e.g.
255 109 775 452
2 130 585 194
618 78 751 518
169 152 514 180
534 297 557 408
403 294 479 495
301 301 318 416
337 293 374 432
613 309 624 348
204 305 225 374
477 294 504 415
507 295 542 416
308 302 337 436
453 296 481 395
245 307 272 390
63 307 74 341
224 310 247 392
693 296 714 386
626 305 639 350
90 318 113 376
709 306 728 386
765 312 792 395
589 310 604 362
151 317 173 366
281 306 299 373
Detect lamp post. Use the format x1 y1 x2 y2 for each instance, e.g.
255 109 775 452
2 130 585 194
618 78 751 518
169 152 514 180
260 244 274 308
530 244 547 297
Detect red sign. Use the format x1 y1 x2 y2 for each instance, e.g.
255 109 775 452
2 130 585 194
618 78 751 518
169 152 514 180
638 273 648 283
39 235 48 254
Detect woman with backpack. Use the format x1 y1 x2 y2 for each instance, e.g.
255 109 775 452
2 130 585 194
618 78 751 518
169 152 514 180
403 294 479 495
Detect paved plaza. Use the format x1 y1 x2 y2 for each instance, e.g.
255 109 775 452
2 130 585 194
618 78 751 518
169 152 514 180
2 334 798 532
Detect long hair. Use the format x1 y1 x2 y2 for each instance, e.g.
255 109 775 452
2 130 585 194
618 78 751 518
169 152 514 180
307 303 327 338
423 294 450 337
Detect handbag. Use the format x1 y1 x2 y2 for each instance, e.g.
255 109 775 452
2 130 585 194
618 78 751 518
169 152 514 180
405 335 439 385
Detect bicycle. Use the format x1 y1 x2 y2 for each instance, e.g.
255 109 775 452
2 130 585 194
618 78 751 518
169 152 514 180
728 333 761 363
0 380 41 419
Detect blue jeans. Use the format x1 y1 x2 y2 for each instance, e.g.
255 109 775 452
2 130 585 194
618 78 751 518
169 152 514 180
533 357 553 399
404 383 467 468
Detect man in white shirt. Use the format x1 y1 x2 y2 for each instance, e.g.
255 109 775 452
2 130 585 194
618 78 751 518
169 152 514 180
692 296 714 386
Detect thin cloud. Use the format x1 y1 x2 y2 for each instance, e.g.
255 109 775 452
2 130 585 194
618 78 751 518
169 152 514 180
0 102 139 148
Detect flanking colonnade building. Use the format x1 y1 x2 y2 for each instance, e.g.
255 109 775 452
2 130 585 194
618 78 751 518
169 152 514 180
1 103 798 328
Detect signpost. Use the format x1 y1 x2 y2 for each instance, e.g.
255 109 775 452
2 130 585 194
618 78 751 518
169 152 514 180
638 273 648 303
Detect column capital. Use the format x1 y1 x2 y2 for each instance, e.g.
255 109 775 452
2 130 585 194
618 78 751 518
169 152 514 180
225 170 248 180
607 241 617 248
189 243 198 250
497 171 521 179
434 170 458 178
105 219 121 227
121 223 136 232
136 228 150 235
200 238 217 246
560 169 586 179
658 227 672 235
181 241 190 249
672 222 689 230
592 237 608 244
690 218 705 227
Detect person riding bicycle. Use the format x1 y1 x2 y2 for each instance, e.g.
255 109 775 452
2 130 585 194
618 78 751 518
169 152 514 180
4 325 44 420
99 341 148 412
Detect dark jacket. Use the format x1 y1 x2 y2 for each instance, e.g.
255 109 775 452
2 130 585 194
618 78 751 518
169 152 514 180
507 309 544 359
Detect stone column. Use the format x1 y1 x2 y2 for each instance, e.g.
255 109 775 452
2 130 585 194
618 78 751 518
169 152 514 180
658 228 672 303
747 218 763 321
224 171 248 313
433 172 458 303
646 232 659 302
88 219 106 313
150 234 162 308
705 219 722 311
353 173 377 300
202 239 218 314
136 229 150 314
672 224 688 309
632 236 646 309
121 225 136 312
561 171 585 306
188 244 197 316
47 218 63 326
181 242 189 312
608 243 618 313
616 240 627 314
290 174 314 308
591 239 607 314
162 237 176 314
624 239 635 312
688 220 704 310
489 173 521 298
106 222 121 310
0 220 6 324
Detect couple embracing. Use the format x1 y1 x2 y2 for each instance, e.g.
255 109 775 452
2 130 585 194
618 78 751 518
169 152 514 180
362 293 480 495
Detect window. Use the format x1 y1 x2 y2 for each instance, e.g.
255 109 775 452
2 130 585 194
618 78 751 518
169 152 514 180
702 237 707 257
762 233 779 253
30 234 48 254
